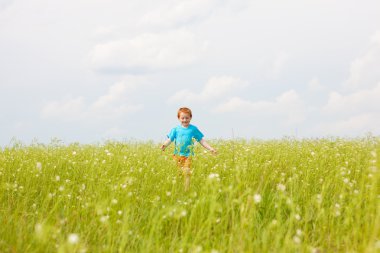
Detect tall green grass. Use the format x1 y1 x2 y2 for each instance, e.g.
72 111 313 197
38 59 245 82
1 137 379 252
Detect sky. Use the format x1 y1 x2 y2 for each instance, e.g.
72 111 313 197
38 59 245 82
1 0 380 146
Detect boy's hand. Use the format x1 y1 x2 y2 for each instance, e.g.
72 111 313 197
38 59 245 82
161 139 171 151
210 148 217 155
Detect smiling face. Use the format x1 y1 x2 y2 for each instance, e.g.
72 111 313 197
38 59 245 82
178 112 191 128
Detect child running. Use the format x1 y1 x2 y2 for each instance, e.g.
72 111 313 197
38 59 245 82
161 107 217 191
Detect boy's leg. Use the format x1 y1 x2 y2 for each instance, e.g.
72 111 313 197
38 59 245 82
182 158 192 191
174 155 192 191
173 155 183 177
183 167 191 191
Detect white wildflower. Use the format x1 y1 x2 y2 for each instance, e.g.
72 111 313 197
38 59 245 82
253 194 262 204
208 173 220 179
311 248 320 253
100 216 109 223
277 183 286 192
316 194 322 204
193 246 202 253
35 223 43 234
293 235 301 244
68 233 79 245
36 162 42 170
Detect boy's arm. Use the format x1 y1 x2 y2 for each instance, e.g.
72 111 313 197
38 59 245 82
161 138 172 151
199 139 217 155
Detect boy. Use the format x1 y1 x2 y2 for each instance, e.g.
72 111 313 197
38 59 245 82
161 107 217 191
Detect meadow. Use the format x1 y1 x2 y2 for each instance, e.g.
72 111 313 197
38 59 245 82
0 137 379 253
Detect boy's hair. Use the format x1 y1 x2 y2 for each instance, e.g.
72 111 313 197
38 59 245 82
177 107 192 118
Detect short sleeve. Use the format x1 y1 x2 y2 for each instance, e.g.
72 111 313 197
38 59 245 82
193 127 204 142
167 127 177 141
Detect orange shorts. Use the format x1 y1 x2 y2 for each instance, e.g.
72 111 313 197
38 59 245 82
173 155 192 169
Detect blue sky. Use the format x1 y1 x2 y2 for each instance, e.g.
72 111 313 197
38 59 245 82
1 0 380 146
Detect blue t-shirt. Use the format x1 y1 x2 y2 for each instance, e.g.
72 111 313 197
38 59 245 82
167 124 204 157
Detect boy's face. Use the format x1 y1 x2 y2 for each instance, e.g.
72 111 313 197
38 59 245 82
178 112 191 127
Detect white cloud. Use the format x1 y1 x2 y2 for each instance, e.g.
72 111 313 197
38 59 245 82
89 29 207 73
345 30 380 90
313 113 380 136
102 126 129 139
93 78 139 108
263 52 291 79
41 76 144 121
272 52 290 77
168 76 248 103
312 31 380 136
0 0 13 11
3 0 380 144
90 103 143 121
315 83 380 134
92 25 119 40
308 77 325 92
214 90 306 125
139 0 219 29
138 0 251 29
41 96 87 121
323 82 380 114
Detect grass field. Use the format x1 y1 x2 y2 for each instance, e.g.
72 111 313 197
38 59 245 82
1 137 379 253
